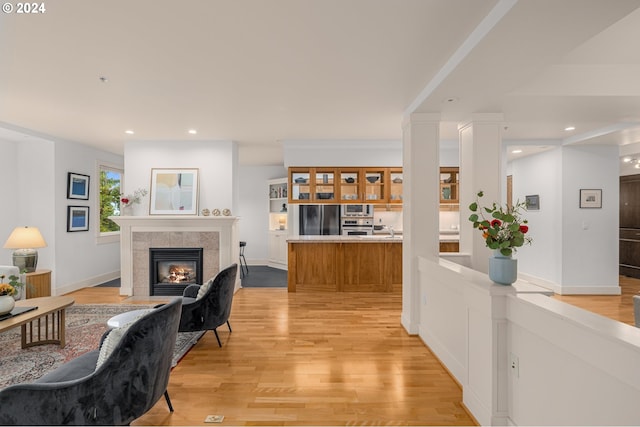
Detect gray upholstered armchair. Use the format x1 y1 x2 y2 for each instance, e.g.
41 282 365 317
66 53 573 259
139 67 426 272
179 263 238 347
0 298 182 426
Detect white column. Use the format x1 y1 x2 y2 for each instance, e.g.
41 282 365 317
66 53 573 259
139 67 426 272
401 113 440 334
459 113 505 273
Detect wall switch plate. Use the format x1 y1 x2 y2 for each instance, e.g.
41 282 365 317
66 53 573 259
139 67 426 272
205 415 224 423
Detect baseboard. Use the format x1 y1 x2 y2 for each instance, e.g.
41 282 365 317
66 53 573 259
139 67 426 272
55 270 120 296
518 272 621 295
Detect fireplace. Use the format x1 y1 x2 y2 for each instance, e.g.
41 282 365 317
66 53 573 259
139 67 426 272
149 247 204 296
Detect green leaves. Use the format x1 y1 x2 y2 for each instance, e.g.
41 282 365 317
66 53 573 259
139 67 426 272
468 189 532 254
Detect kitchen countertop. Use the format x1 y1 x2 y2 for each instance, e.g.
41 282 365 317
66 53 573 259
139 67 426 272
288 235 402 243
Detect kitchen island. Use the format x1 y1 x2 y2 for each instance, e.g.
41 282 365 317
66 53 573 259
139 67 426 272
287 235 402 292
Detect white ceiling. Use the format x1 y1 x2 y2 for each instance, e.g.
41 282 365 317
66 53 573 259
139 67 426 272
1 0 640 165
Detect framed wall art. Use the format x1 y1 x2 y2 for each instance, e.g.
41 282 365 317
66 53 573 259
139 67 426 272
67 206 90 232
67 172 90 200
525 194 540 210
579 189 602 209
149 168 199 215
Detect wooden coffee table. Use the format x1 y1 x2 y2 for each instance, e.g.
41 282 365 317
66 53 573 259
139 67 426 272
0 296 74 348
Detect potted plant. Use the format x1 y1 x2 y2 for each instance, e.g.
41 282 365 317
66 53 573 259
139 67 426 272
468 190 532 285
0 274 24 315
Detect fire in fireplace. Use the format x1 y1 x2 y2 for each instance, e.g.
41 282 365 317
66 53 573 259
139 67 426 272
149 248 203 296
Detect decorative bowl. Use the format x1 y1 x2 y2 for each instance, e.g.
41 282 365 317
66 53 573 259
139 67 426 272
366 176 379 183
294 177 307 184
393 177 403 183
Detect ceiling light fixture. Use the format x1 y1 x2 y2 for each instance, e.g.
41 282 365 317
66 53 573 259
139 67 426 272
564 126 575 131
188 129 197 135
99 76 108 83
125 130 134 135
622 157 640 167
511 149 523 154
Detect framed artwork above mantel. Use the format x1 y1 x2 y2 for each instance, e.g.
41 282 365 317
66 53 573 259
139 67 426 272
149 168 199 215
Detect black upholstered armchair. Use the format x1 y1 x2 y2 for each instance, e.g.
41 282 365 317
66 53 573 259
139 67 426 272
0 298 182 426
179 263 238 347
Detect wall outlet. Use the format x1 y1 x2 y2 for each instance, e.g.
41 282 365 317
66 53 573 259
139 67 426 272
510 353 519 378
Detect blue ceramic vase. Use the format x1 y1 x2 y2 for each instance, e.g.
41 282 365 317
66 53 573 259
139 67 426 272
488 250 517 285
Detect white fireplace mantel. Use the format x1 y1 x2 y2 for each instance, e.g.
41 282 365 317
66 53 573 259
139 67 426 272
110 215 240 296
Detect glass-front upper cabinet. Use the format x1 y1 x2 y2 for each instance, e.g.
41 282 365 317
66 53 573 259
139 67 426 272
363 168 386 202
339 168 362 202
289 168 338 203
440 167 459 203
389 168 403 204
313 168 336 202
289 168 311 202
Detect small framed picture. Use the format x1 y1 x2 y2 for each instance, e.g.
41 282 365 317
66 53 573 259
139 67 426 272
525 195 540 210
67 206 90 232
67 172 90 200
149 168 199 215
580 189 602 209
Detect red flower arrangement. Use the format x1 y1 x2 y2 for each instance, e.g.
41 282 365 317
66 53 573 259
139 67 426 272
469 190 532 256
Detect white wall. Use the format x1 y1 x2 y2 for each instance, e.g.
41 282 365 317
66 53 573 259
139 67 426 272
510 148 562 286
238 165 287 263
561 145 619 293
54 139 124 294
124 140 238 215
0 134 123 294
283 140 402 167
0 139 21 263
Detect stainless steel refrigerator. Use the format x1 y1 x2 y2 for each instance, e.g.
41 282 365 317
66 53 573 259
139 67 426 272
299 205 340 235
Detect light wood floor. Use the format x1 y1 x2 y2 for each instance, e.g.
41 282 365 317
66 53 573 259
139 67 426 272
553 275 640 326
64 275 640 426
64 287 475 426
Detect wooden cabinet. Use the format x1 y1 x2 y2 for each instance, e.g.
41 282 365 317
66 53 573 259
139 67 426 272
439 241 460 252
268 231 288 269
26 269 51 298
268 178 288 270
287 240 401 292
289 167 403 204
289 167 338 203
440 167 459 204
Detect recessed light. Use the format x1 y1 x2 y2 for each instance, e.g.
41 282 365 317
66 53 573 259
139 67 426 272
512 149 523 154
635 164 640 169
125 130 134 135
623 157 632 163
188 129 197 135
564 126 575 131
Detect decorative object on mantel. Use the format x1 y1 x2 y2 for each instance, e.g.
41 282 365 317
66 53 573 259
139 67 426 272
121 188 148 216
212 209 221 216
222 208 231 216
201 208 210 216
149 168 199 215
469 190 532 285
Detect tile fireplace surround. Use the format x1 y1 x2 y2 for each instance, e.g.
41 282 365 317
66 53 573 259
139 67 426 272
110 215 240 296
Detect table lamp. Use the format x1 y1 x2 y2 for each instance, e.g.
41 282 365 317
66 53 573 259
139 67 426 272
3 226 47 272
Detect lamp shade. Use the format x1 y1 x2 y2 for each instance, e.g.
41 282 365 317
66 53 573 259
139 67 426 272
4 226 47 249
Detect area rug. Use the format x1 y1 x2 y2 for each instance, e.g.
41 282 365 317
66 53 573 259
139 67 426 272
0 304 204 389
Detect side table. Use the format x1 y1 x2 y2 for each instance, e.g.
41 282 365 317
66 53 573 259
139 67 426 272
26 269 51 299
